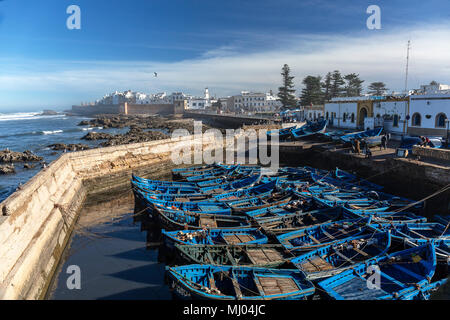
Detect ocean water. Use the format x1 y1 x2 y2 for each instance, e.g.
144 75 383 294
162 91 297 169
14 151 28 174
0 112 128 203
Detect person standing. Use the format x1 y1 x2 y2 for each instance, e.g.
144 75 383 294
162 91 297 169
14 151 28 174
355 139 361 154
381 134 387 150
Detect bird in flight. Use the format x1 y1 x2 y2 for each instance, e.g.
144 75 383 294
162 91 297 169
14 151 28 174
153 72 158 77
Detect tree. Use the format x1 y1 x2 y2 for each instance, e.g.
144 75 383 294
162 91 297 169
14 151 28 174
278 64 297 109
343 73 364 97
330 70 345 98
430 80 438 85
300 76 323 106
321 72 332 102
368 82 388 95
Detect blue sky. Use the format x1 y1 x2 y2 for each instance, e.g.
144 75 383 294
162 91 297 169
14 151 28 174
0 0 450 111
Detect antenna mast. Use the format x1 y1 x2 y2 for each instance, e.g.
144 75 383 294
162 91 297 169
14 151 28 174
404 40 411 93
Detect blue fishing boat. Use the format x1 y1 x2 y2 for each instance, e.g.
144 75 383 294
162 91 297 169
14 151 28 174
255 207 350 235
228 193 293 213
349 210 427 224
175 244 294 268
153 207 252 230
267 125 297 141
214 180 277 202
276 217 373 251
400 278 448 300
434 215 450 226
200 174 261 194
387 222 450 242
317 243 436 300
334 168 384 191
291 231 391 280
166 265 315 300
290 119 327 140
339 127 383 144
313 196 391 212
145 198 233 215
132 173 197 187
161 228 268 249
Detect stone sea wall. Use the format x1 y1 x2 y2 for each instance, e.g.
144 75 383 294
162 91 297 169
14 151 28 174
0 133 235 300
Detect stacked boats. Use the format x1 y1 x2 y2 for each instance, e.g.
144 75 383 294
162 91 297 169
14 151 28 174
131 163 449 300
267 119 327 141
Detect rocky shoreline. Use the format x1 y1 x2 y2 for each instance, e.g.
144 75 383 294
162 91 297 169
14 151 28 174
0 115 218 176
79 115 214 146
0 149 44 175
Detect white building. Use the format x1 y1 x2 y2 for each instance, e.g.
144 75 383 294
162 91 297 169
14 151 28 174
419 83 450 94
185 88 213 110
408 93 450 137
230 91 281 112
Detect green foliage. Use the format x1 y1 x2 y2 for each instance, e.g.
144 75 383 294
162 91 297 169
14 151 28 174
277 64 297 109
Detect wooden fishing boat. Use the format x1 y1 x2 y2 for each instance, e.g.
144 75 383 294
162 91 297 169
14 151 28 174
146 198 233 215
266 125 297 141
184 166 241 182
314 196 391 212
153 206 253 230
172 163 222 174
434 215 450 226
334 168 384 191
228 193 293 213
339 127 383 144
290 231 391 280
387 222 450 242
132 174 197 187
213 180 277 202
291 119 327 140
175 244 293 268
276 217 373 251
165 264 315 300
317 243 436 300
399 278 448 300
161 228 268 249
200 174 261 194
350 210 427 224
398 238 449 267
244 199 318 219
131 180 201 194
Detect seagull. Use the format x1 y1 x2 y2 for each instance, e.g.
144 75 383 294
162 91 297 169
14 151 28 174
153 72 158 77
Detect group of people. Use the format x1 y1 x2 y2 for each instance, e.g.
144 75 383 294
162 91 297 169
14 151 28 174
350 133 390 159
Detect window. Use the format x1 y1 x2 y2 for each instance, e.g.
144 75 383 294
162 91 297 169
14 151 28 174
393 114 399 127
412 113 421 126
436 113 447 128
343 113 347 122
326 112 329 120
351 113 355 123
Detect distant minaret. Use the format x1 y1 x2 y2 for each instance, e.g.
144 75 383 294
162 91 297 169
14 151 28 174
204 87 210 100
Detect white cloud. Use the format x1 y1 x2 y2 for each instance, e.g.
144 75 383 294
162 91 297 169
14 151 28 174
1 23 450 108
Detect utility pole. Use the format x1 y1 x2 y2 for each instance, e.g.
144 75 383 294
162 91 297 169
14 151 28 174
404 40 411 93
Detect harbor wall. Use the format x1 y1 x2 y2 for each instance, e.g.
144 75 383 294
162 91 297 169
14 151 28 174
0 133 238 300
278 143 450 217
183 111 277 129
